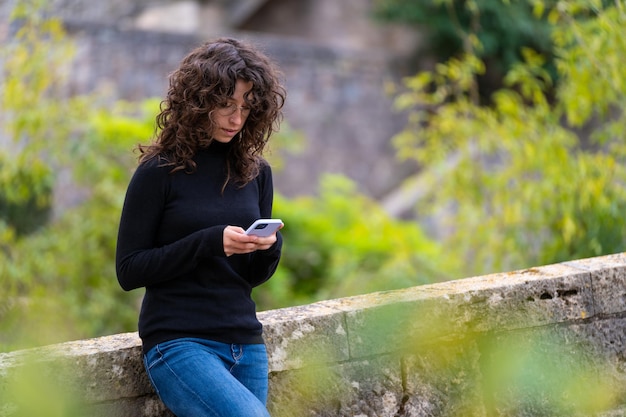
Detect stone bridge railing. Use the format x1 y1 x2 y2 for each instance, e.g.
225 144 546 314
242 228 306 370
2 253 626 416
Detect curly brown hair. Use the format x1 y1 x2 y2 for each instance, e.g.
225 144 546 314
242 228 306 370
138 38 286 187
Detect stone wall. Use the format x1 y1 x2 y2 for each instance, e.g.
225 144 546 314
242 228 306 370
2 253 626 416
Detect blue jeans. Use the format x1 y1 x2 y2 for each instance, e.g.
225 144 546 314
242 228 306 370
143 338 270 417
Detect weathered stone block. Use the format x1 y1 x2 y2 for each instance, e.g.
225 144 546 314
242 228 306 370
89 394 174 417
326 263 594 359
268 355 402 417
564 254 626 315
1 254 626 417
401 338 484 417
0 332 150 416
53 332 149 402
260 302 350 372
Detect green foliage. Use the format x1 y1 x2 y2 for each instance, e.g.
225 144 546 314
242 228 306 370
2 0 81 151
0 153 53 235
0 100 158 350
553 3 626 130
373 0 556 98
391 0 626 276
255 175 454 310
0 1 159 350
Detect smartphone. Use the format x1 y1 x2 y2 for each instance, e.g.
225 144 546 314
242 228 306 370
245 219 283 237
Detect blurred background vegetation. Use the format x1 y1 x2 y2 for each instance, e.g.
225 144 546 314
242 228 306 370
1 0 625 353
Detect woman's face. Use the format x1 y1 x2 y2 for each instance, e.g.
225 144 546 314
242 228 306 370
211 79 254 143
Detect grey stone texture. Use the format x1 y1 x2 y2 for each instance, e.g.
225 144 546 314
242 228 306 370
2 253 626 416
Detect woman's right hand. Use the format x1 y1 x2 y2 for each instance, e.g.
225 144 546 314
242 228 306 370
223 225 280 256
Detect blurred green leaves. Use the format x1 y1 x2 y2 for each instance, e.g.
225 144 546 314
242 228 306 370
0 2 152 351
257 175 452 309
391 0 626 276
373 0 556 99
0 154 52 235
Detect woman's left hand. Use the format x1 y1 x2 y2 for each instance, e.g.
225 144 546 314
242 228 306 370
223 225 279 256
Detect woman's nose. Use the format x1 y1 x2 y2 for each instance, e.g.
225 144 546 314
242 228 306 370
229 109 244 124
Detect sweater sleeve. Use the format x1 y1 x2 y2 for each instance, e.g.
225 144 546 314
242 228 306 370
246 163 283 287
115 162 225 291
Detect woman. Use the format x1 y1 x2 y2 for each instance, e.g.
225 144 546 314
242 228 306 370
115 38 286 417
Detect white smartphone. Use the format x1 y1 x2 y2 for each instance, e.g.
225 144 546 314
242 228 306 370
245 219 283 237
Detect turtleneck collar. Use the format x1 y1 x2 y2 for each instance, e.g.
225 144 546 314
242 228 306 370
200 139 233 155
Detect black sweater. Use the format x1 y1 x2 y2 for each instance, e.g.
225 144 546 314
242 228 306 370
115 141 282 353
